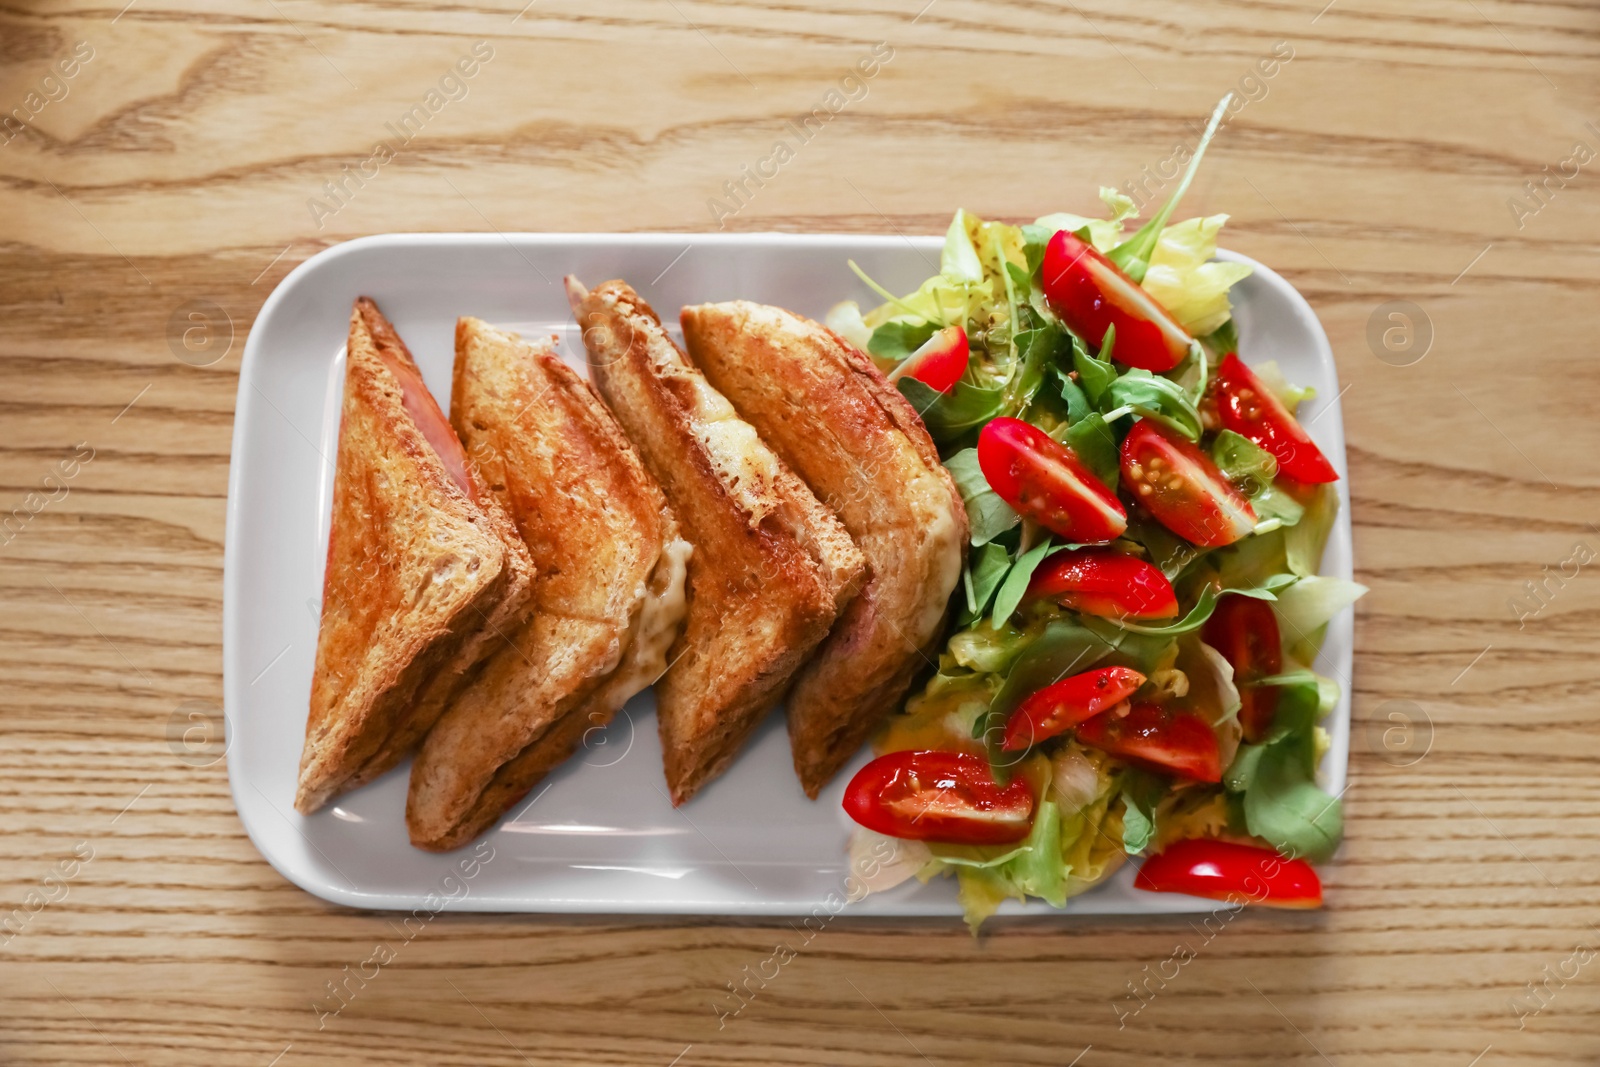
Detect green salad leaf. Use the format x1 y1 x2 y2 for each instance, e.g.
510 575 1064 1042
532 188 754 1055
836 94 1362 932
962 542 1013 624
869 319 939 360
1107 368 1203 441
1061 413 1120 489
944 447 1019 546
1107 94 1232 283
991 538 1060 627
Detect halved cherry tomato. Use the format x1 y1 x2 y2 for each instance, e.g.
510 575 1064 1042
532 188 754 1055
1202 593 1283 743
1120 419 1255 547
1134 839 1323 908
1026 548 1178 620
1040 230 1194 372
1002 666 1147 751
978 417 1127 543
1213 354 1338 484
889 324 970 393
842 750 1035 844
1075 702 1221 782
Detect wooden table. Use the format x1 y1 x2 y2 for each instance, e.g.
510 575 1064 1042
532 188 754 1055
4 1 1598 1063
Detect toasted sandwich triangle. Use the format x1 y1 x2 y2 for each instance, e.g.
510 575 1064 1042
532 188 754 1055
296 299 529 814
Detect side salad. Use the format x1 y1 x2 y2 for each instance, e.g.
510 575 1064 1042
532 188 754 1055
831 98 1365 931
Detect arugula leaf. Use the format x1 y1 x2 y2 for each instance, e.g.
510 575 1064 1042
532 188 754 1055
1127 513 1208 581
943 448 1019 546
1060 413 1120 490
1106 368 1203 441
1058 372 1092 423
1071 334 1117 408
1107 93 1232 283
1020 223 1054 277
989 618 1119 746
991 538 1059 627
1005 260 1032 296
1212 430 1278 495
897 377 1008 445
961 542 1013 624
1104 584 1221 636
1010 326 1063 412
1210 431 1305 531
868 319 939 360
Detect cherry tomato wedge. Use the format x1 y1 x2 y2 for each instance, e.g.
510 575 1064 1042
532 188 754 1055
1134 839 1323 908
889 324 970 393
978 417 1127 543
1120 419 1255 547
1026 548 1178 620
1213 354 1338 484
1202 593 1284 743
1040 230 1194 372
1002 666 1147 751
1075 702 1221 782
842 750 1035 844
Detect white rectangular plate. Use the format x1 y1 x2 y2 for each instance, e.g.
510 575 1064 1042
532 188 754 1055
224 232 1354 916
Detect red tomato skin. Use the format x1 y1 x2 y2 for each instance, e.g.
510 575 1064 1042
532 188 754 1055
842 750 1035 845
901 325 970 393
1002 666 1147 751
1040 230 1193 372
1025 548 1178 620
1202 593 1284 743
1075 702 1222 782
1214 354 1338 484
1134 839 1323 908
978 417 1128 544
1120 419 1256 547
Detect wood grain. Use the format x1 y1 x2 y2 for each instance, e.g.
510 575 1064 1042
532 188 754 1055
3 0 1600 1063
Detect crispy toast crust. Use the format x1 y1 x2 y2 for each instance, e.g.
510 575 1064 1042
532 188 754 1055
406 319 687 849
681 301 969 797
297 299 522 815
574 279 866 805
341 301 535 792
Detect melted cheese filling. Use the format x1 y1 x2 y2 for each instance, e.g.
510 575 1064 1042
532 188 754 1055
603 535 693 703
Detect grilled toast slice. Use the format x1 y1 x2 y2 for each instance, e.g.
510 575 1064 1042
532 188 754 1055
296 298 534 814
570 278 866 805
681 301 968 796
406 318 690 850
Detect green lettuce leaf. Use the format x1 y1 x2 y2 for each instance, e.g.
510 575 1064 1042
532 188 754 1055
1286 483 1339 577
1142 214 1254 337
1273 575 1367 651
1004 799 1067 906
1243 740 1342 863
1119 770 1166 856
941 209 985 282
